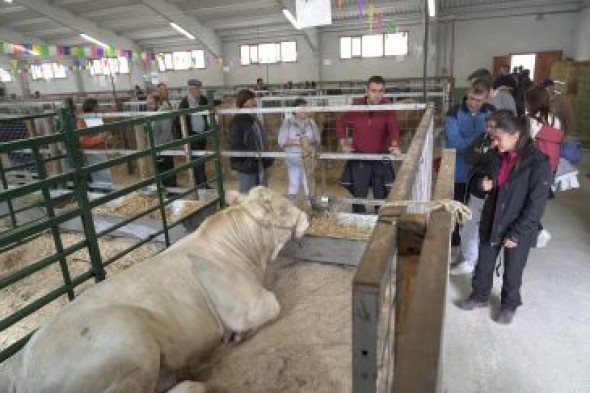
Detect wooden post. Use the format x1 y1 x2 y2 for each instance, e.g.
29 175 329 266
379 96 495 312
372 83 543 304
133 123 150 179
43 116 64 180
24 118 37 138
393 149 456 393
300 136 316 198
179 114 195 188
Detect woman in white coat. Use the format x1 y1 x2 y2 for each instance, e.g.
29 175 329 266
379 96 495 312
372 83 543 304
277 98 321 201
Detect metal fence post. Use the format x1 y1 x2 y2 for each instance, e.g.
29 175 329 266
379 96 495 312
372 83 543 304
145 119 171 247
58 107 106 282
208 91 225 207
31 145 75 300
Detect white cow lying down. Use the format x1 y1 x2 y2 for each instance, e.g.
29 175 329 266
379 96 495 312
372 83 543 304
0 186 309 393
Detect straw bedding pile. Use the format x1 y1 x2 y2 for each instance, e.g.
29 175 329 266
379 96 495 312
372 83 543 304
307 211 373 240
93 191 169 219
203 261 354 393
0 230 163 352
80 191 207 220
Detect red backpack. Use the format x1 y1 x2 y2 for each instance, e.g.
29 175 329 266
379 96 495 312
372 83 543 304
535 123 564 173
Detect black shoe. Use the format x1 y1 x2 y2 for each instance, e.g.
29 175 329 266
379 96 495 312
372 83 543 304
457 298 488 311
495 308 516 324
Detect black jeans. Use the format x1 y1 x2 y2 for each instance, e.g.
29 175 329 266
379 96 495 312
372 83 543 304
471 234 533 311
345 160 395 213
156 156 177 188
452 182 467 246
190 138 208 188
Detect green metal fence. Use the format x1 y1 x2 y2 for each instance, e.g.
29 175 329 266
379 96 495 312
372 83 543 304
0 100 225 362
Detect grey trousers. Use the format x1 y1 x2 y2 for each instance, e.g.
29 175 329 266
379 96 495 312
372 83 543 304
239 171 267 193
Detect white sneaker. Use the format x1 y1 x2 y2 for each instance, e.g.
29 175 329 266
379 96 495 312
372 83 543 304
450 261 475 275
536 229 552 248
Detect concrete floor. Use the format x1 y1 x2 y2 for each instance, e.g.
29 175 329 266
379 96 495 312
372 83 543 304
443 154 590 393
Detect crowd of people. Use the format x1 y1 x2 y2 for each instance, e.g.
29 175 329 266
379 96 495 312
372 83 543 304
446 66 580 325
72 71 577 320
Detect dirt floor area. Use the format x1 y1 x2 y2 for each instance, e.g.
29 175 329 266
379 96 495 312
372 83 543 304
203 260 356 393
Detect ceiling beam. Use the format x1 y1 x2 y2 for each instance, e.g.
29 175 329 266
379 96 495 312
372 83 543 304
205 15 284 30
16 0 139 50
278 0 318 52
141 0 222 57
9 18 53 28
0 27 46 44
0 5 27 15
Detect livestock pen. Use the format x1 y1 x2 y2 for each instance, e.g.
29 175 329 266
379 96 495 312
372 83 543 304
0 102 453 392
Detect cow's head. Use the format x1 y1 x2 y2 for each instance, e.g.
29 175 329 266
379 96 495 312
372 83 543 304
226 187 308 263
227 187 308 240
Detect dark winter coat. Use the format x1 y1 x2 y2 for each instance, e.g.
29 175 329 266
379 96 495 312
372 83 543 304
464 132 496 201
479 139 552 245
444 100 495 183
229 114 274 174
175 95 209 135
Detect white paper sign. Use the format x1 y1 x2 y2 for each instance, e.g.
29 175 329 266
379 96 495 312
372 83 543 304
296 0 332 28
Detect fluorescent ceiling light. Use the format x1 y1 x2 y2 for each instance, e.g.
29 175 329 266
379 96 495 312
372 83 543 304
4 0 14 3
428 0 436 17
282 9 300 30
80 33 110 49
170 22 195 40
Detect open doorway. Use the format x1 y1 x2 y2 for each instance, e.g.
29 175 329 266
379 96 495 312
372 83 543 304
510 54 536 80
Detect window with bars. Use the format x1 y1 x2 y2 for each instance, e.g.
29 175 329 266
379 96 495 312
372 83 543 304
156 50 206 72
340 32 409 59
87 57 130 76
240 41 298 65
30 63 68 80
1 68 12 82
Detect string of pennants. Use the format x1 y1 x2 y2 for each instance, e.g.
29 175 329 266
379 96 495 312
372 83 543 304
0 42 145 61
1 0 398 76
0 41 231 76
337 0 397 33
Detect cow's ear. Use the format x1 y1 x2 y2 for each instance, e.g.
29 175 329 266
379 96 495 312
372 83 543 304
226 190 244 206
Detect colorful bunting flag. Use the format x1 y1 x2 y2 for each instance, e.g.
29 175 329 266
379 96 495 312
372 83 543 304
385 20 396 34
357 0 364 20
368 2 375 32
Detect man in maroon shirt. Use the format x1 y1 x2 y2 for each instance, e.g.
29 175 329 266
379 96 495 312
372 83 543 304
336 75 402 213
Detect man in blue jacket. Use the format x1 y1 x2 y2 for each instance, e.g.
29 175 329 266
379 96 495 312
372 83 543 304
445 80 494 251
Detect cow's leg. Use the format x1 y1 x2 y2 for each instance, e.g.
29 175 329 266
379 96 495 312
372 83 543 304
104 338 161 393
245 289 280 329
166 381 207 393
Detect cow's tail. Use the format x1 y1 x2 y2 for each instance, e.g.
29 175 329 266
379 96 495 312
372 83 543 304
0 350 22 393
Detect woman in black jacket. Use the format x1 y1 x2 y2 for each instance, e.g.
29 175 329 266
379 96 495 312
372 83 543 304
458 110 552 324
229 89 273 192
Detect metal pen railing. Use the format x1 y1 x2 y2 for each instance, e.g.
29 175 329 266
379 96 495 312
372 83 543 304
0 95 225 362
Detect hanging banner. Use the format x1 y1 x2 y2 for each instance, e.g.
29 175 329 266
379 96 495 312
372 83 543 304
296 0 332 28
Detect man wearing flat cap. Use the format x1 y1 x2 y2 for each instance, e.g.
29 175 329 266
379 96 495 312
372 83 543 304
177 78 211 188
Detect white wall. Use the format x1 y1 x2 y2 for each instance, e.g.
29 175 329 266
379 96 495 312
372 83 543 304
81 63 143 93
320 23 437 82
572 2 590 60
0 55 22 97
222 35 319 86
151 66 224 88
452 12 577 87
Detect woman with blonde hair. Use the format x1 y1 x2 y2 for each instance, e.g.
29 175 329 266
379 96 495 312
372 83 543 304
277 98 321 201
